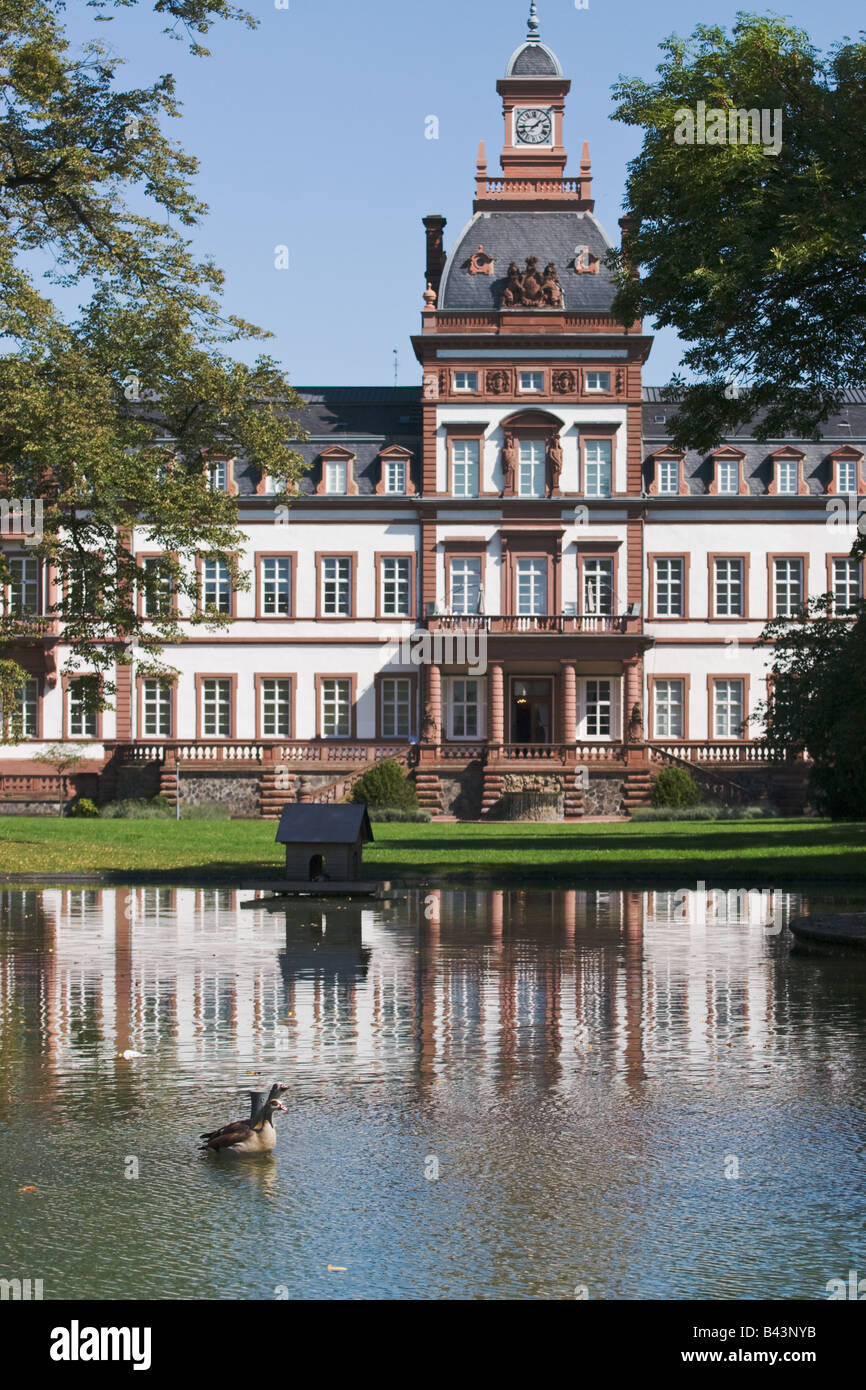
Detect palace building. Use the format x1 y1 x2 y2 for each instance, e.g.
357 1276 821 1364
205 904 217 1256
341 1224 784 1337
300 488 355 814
2 7 864 818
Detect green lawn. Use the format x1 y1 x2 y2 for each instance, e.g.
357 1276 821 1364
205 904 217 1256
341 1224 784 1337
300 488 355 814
1 816 866 886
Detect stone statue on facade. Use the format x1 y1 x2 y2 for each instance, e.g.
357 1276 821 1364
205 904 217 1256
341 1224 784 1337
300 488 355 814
547 436 564 495
627 702 644 743
501 431 518 494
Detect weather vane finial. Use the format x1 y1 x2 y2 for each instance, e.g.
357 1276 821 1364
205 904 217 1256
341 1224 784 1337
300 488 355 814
527 2 540 41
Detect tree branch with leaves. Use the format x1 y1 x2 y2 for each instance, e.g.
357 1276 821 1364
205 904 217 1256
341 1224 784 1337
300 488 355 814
0 0 308 733
609 13 866 452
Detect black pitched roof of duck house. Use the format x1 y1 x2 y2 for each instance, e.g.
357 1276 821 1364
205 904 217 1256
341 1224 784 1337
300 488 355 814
275 804 373 845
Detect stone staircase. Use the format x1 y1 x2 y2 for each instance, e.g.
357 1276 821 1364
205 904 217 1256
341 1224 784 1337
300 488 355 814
648 746 752 806
563 776 585 820
621 766 654 813
415 770 444 816
258 766 299 819
159 762 178 804
258 748 418 819
480 770 505 818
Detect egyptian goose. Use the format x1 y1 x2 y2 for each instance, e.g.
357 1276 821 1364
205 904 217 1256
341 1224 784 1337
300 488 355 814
200 1085 287 1155
247 1082 288 1125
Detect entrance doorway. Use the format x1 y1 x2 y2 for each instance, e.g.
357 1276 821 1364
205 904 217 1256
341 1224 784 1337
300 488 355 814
510 678 553 743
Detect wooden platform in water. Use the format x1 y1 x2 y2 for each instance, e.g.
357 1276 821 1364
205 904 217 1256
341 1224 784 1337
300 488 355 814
789 913 866 954
239 880 390 905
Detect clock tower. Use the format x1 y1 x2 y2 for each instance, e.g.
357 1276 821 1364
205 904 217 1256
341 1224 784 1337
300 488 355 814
498 0 569 181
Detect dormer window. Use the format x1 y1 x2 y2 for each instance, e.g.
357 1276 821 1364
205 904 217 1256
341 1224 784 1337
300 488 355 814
717 459 739 494
776 459 798 494
657 457 680 495
316 447 358 496
827 448 863 495
453 371 478 393
769 447 806 496
376 445 415 497
709 445 746 496
384 456 406 494
519 371 544 393
325 457 347 494
649 447 686 496
585 371 611 393
208 458 228 492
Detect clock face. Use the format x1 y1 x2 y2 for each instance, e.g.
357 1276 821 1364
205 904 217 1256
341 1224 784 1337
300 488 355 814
515 107 553 145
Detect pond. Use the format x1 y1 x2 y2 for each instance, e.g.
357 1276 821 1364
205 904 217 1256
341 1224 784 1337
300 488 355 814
1 883 865 1300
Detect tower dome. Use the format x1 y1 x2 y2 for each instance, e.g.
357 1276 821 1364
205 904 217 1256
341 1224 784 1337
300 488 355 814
505 2 563 79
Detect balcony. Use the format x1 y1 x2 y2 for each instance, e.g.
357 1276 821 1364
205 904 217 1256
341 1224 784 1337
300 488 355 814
425 612 642 636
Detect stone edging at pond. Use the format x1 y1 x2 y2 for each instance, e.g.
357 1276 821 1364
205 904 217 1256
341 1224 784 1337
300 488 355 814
788 914 866 952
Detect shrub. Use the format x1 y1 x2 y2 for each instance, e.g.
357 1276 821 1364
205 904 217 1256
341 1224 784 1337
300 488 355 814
179 803 230 820
69 797 100 818
631 803 780 822
650 766 701 808
101 798 172 820
631 804 715 821
350 759 419 811
368 807 431 823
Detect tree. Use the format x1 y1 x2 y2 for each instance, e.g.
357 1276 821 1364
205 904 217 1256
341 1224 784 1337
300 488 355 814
0 0 308 733
755 596 866 817
609 13 866 451
33 742 87 813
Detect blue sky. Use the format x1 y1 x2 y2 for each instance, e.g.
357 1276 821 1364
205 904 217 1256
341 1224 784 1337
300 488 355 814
61 0 863 387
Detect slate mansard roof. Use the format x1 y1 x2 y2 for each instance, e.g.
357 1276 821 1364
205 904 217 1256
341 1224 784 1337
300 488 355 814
231 387 866 499
233 387 422 497
437 211 618 315
643 394 866 496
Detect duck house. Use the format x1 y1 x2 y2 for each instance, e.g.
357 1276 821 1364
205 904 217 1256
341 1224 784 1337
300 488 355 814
275 803 373 882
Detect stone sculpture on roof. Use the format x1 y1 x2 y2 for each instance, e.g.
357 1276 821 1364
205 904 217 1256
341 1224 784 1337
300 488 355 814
500 257 563 309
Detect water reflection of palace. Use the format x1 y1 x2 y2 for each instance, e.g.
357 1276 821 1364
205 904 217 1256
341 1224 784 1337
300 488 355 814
1 884 836 1104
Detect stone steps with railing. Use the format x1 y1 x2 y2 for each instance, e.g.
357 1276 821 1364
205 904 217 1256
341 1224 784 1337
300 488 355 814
648 744 768 806
261 746 419 817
